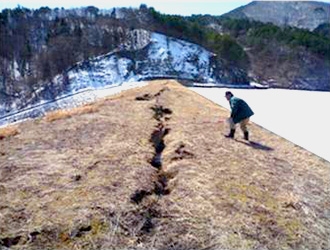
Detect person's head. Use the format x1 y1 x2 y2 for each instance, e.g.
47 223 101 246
225 91 233 101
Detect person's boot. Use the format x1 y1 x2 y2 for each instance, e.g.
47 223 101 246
225 129 235 138
244 131 249 141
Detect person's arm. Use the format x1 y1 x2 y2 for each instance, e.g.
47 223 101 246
230 98 239 119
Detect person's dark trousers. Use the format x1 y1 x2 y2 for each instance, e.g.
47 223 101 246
244 131 249 140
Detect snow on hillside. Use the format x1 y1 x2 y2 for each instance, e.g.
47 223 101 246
68 57 136 93
68 32 215 94
149 33 213 81
0 31 222 126
190 87 330 162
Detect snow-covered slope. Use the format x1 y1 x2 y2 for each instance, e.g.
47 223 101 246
0 30 249 126
67 32 217 91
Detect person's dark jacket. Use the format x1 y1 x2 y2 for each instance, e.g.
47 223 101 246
229 96 254 124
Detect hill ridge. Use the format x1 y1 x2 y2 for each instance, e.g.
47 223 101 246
224 1 330 31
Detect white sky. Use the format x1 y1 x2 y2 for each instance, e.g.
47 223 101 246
0 0 252 16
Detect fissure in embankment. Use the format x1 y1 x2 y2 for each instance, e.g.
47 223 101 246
130 87 174 233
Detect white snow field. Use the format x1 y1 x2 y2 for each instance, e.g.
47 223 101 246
190 87 330 162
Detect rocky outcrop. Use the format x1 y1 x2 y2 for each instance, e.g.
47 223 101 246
224 1 330 31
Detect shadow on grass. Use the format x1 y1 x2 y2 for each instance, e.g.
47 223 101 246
237 140 274 151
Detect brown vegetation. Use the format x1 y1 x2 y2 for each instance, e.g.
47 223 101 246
0 125 19 140
44 104 99 122
0 80 329 250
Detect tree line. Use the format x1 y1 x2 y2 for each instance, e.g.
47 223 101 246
0 6 129 92
148 8 249 69
219 18 330 60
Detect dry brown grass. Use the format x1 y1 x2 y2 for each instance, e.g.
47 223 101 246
44 104 99 122
0 80 329 250
0 125 19 140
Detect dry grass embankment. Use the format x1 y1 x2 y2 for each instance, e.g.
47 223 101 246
0 80 329 250
0 126 19 140
44 104 99 122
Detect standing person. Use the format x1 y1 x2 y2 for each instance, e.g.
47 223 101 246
225 91 254 140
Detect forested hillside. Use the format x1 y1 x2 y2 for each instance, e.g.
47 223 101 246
0 2 329 105
0 5 248 104
206 17 330 89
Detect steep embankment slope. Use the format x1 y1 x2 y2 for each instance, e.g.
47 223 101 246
0 80 329 250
